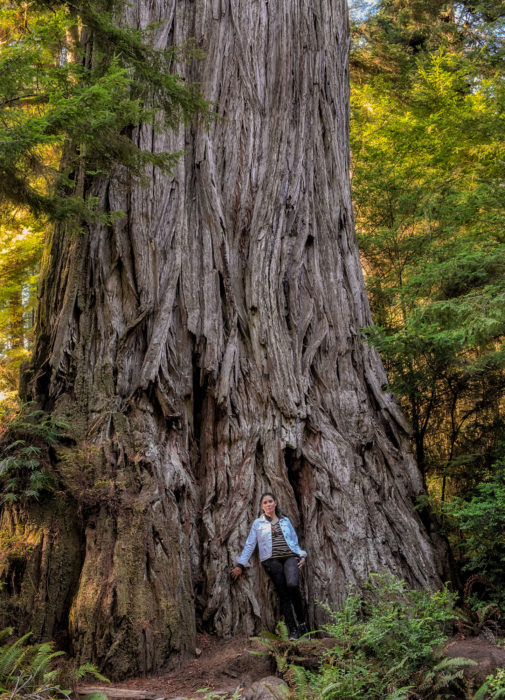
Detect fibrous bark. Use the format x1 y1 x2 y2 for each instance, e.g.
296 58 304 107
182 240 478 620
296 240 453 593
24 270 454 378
1 0 447 678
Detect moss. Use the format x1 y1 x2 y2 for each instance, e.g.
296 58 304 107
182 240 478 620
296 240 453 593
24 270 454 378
66 494 196 679
0 502 81 640
0 526 42 569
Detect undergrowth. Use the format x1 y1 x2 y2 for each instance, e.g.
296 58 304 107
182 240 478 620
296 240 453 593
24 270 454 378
302 574 466 699
253 574 505 699
0 403 68 504
0 627 108 699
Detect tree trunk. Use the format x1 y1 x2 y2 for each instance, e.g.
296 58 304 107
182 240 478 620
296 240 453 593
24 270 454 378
1 0 448 679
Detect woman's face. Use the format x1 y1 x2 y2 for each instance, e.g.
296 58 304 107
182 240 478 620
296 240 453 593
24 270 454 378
261 495 277 517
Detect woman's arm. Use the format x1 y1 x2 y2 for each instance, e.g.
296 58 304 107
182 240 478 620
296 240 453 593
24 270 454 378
236 521 258 567
231 520 259 578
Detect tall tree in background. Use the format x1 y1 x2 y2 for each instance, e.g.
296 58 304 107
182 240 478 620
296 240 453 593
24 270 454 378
350 0 505 498
1 0 446 678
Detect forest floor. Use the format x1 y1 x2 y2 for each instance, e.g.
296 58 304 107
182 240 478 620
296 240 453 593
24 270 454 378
77 633 505 700
78 633 273 699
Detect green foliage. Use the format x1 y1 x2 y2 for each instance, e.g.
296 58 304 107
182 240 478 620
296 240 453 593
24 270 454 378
351 0 505 502
285 575 465 699
0 403 68 503
250 621 293 675
351 574 455 668
0 0 212 220
0 626 108 698
444 458 505 590
252 576 469 699
0 213 43 404
475 667 505 700
414 655 478 698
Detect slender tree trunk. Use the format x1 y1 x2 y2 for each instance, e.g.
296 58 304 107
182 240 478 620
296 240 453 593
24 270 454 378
1 0 448 678
9 290 24 350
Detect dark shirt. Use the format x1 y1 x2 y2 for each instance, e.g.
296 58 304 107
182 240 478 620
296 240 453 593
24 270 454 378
270 521 293 558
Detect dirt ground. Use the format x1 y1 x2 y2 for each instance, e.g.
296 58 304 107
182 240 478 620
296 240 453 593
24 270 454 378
78 633 273 700
445 636 505 681
77 633 505 700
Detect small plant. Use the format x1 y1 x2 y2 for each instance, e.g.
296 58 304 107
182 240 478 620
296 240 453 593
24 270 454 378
474 667 505 699
0 626 108 698
250 621 292 675
455 575 503 641
251 622 326 697
287 574 467 699
0 404 69 503
414 655 477 699
445 458 505 600
358 573 456 670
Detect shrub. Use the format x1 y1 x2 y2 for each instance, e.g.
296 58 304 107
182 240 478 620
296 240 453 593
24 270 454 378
445 458 505 598
0 404 68 503
302 574 466 699
0 627 107 699
475 667 505 699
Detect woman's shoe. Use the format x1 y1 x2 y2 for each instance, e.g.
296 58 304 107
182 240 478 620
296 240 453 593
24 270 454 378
297 622 310 639
289 626 300 641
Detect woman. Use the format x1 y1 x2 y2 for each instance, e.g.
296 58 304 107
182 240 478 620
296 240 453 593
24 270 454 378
231 492 309 640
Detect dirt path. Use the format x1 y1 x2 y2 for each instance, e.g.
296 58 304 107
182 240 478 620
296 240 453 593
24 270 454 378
79 634 273 700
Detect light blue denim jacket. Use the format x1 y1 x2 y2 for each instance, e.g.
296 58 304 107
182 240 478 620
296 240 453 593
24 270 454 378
236 515 307 566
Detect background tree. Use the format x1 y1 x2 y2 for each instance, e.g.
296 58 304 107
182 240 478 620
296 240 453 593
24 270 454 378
350 0 505 586
0 0 447 678
351 0 505 486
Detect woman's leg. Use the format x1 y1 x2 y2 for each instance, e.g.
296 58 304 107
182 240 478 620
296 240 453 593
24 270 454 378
262 558 297 633
283 557 305 625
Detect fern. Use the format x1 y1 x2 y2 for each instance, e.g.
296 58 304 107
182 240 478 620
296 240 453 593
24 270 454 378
0 403 66 503
415 656 476 698
250 622 295 675
385 689 412 700
0 632 33 680
0 628 109 699
71 662 109 683
286 663 310 699
475 667 505 699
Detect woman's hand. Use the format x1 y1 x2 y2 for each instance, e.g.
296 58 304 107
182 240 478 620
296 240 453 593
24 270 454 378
231 566 243 580
298 557 306 569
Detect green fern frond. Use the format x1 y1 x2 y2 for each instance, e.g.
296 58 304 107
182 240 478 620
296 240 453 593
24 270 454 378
433 656 477 671
287 664 309 699
72 662 110 683
19 446 43 457
474 680 491 700
385 687 412 700
275 621 290 641
31 645 65 681
5 440 26 451
2 491 19 503
0 635 32 680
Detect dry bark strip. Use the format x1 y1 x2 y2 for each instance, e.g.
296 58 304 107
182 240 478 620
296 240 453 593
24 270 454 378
76 688 165 700
0 0 448 679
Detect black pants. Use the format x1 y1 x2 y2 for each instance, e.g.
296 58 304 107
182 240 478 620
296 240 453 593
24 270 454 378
262 556 305 631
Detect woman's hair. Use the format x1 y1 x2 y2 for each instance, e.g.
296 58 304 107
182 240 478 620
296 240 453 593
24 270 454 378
259 492 282 518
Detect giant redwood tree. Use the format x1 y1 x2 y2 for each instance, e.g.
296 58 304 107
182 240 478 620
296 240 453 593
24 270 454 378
0 0 447 679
